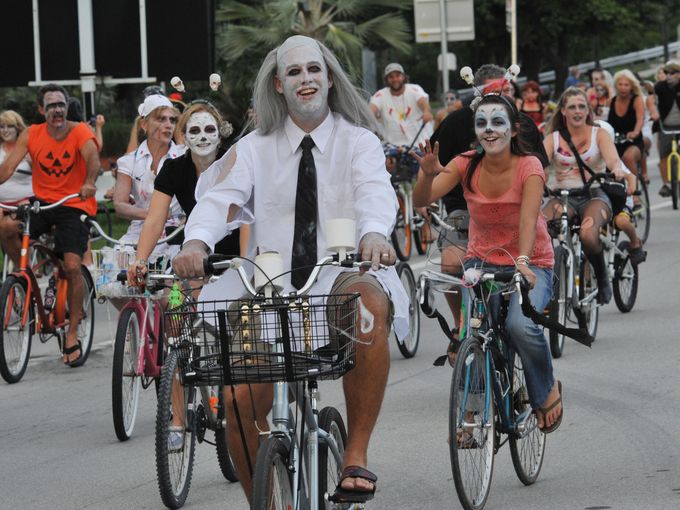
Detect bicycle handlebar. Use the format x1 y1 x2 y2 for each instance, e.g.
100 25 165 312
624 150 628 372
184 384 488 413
82 215 184 247
0 193 81 213
203 252 385 297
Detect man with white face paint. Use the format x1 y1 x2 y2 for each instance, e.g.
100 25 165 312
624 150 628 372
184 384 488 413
173 35 409 504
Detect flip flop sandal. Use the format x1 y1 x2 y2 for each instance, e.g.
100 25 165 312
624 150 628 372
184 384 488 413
537 380 563 434
63 341 83 367
329 465 378 504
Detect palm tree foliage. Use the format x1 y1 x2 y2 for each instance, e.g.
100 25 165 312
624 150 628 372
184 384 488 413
216 0 412 96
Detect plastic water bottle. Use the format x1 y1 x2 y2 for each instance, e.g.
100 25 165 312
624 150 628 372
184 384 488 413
44 276 57 311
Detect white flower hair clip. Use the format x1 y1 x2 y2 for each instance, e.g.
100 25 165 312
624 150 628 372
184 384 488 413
220 120 233 138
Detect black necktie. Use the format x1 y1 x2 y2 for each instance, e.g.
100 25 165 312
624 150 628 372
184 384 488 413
291 136 318 289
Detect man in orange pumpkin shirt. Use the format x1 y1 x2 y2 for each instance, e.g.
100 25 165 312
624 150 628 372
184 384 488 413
0 84 100 365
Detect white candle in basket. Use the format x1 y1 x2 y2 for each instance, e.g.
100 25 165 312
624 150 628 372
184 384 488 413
254 252 285 291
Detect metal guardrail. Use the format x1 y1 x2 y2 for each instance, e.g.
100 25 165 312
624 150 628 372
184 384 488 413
538 41 680 83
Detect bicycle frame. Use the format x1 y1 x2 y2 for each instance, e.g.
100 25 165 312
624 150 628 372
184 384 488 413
121 296 164 382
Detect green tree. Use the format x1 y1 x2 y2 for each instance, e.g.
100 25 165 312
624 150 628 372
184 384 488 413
215 0 412 114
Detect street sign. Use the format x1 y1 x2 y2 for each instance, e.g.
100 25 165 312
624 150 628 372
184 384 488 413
414 0 475 43
437 52 457 72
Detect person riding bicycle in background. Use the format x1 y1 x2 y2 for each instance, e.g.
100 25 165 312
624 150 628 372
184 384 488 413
516 80 547 128
172 35 409 505
587 68 614 120
114 95 184 253
434 89 463 130
413 92 563 433
370 63 433 175
0 110 33 268
607 70 645 179
427 64 548 362
653 60 680 197
542 87 643 305
0 84 100 365
127 100 247 286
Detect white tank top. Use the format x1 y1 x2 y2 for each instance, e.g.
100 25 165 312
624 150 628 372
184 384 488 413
550 126 606 189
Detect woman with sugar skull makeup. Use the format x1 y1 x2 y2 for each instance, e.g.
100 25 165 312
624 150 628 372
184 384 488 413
127 101 245 284
413 93 564 434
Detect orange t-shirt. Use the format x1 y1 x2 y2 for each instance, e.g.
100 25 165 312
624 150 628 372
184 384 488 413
27 122 97 216
453 151 554 269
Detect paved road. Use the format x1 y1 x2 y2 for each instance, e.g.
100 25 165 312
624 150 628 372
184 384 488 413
1 165 679 510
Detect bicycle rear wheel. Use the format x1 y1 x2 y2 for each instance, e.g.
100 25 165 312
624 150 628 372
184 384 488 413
613 244 638 313
318 406 347 509
0 276 33 384
251 436 297 510
112 308 141 441
632 177 650 244
155 349 196 509
395 262 420 358
391 193 411 261
215 392 239 482
66 265 95 367
548 247 568 359
449 337 495 510
509 356 546 485
579 258 599 341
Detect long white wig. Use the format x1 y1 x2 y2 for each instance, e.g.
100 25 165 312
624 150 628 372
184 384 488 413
249 38 379 135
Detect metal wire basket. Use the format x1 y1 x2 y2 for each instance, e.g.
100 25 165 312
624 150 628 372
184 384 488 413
166 293 360 386
90 249 170 298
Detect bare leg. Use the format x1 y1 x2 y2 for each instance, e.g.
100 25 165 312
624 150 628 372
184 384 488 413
224 383 273 503
614 214 641 248
660 156 670 185
340 282 390 493
63 253 85 363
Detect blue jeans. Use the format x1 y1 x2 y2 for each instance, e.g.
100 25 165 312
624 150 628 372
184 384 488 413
465 261 555 410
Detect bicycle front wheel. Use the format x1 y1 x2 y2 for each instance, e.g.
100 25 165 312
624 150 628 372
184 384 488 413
549 247 568 359
633 177 650 244
155 350 196 509
66 265 95 367
671 156 679 210
391 193 411 261
112 308 142 441
395 262 420 358
509 356 546 485
319 406 347 509
0 276 33 384
613 244 638 313
579 258 599 341
449 337 495 510
251 436 296 510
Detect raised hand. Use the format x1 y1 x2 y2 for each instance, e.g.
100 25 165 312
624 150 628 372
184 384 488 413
411 140 445 177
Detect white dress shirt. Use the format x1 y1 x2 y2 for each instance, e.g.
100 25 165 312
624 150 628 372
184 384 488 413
188 112 410 341
116 140 185 255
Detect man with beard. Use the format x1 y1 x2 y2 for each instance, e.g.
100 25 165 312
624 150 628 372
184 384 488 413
0 83 99 366
426 64 548 364
172 35 410 505
370 62 433 148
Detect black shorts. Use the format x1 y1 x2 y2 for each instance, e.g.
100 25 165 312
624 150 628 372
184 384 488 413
30 203 91 258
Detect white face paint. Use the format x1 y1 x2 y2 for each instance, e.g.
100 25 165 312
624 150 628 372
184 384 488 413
275 45 331 126
474 104 513 155
184 111 219 157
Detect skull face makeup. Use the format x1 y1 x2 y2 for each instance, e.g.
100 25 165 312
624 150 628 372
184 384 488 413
275 37 332 127
474 104 513 155
184 111 219 157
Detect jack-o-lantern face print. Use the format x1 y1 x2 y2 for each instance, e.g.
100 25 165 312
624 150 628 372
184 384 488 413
38 149 75 178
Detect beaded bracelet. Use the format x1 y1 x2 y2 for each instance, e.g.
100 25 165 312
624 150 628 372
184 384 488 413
516 255 530 266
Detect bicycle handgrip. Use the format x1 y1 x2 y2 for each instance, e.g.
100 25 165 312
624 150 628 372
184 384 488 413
203 253 234 275
116 271 127 282
491 272 515 283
